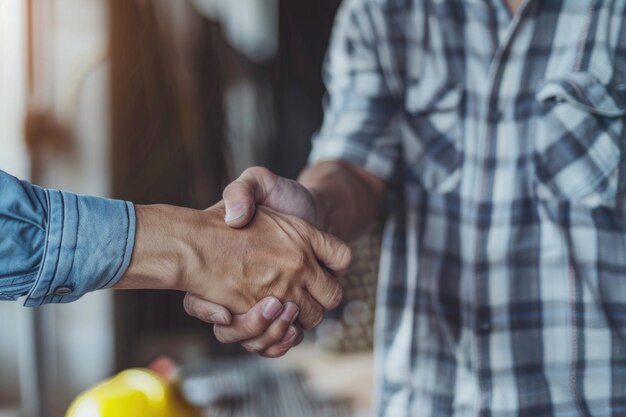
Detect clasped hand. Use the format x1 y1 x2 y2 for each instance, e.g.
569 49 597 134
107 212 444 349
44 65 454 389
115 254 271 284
181 201 350 329
119 166 351 357
183 168 351 357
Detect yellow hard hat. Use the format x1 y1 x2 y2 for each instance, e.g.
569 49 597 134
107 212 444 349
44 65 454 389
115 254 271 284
65 368 200 417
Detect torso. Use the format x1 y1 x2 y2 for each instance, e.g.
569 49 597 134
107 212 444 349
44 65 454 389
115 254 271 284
371 1 626 416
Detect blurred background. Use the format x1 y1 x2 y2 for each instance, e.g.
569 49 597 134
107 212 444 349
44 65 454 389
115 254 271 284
0 1 381 416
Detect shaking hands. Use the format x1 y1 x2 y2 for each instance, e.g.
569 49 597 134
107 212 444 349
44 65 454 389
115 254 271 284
182 202 351 329
117 167 351 356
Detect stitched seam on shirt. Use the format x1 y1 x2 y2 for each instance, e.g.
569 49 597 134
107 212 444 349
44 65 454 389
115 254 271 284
0 273 39 298
60 195 80 302
0 268 40 280
25 189 53 305
41 191 65 305
103 202 131 288
0 211 46 231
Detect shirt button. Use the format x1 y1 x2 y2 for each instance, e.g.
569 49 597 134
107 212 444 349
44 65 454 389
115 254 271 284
479 321 491 333
54 286 73 296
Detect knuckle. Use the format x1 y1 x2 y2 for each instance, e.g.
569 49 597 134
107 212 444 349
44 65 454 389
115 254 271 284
340 245 354 268
327 237 353 273
245 166 272 180
294 333 305 347
213 326 230 343
241 341 260 353
222 177 241 193
310 313 324 330
292 252 308 271
325 282 344 309
242 315 268 336
265 327 288 345
222 183 234 199
284 249 308 275
296 219 315 239
183 295 197 317
223 178 247 199
301 308 324 330
261 346 289 359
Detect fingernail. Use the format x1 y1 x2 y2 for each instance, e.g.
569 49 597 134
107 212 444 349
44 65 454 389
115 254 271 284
243 342 260 353
262 297 283 320
281 326 298 345
280 303 299 324
224 203 246 223
209 312 229 325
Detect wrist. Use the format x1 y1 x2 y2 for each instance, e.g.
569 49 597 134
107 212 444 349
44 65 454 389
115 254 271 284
115 204 189 291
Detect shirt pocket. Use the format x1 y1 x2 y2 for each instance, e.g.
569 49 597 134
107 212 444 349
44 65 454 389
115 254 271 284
402 82 464 194
533 72 626 208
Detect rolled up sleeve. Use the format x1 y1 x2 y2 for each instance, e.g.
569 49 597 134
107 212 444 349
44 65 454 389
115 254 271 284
0 170 136 305
309 0 402 182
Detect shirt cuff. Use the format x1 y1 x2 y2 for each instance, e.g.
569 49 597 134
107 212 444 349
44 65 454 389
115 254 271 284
24 190 136 306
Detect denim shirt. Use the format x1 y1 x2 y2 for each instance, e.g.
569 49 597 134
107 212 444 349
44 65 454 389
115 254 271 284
0 169 135 305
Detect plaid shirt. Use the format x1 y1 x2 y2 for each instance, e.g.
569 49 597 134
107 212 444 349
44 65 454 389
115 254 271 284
309 1 626 416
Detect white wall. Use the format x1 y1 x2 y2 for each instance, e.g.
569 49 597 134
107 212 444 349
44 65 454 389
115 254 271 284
38 0 115 413
0 0 116 414
0 0 29 177
0 0 29 407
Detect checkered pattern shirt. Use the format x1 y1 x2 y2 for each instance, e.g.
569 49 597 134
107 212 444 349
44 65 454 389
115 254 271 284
309 1 626 416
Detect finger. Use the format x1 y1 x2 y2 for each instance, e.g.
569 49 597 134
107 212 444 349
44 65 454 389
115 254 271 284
293 293 325 330
260 323 304 358
260 325 302 358
241 302 300 352
214 296 284 343
293 328 305 346
223 167 278 228
183 293 232 325
287 322 305 348
305 269 344 311
310 230 353 276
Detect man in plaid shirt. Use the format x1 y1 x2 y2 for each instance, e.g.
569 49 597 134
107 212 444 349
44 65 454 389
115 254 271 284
185 0 626 415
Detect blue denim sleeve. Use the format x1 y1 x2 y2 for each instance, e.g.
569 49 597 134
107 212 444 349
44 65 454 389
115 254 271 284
0 170 136 305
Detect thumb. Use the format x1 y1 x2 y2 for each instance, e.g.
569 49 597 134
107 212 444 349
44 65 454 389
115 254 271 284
310 230 353 276
222 167 278 228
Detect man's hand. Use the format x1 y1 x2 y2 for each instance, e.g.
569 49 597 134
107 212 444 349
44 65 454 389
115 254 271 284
182 167 324 356
184 294 304 358
116 201 352 329
223 166 321 229
188 164 384 357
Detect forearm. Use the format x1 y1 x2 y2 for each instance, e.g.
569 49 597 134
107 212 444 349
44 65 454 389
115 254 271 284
300 161 386 243
114 204 201 291
116 200 350 328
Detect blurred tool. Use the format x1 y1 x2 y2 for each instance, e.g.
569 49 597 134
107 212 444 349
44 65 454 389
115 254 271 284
181 358 352 417
65 358 199 417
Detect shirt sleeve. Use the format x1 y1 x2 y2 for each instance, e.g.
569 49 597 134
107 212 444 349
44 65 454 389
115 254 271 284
309 0 402 181
0 169 136 306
